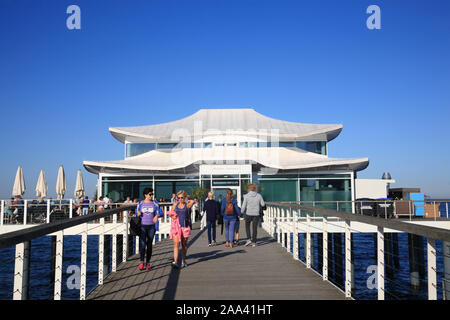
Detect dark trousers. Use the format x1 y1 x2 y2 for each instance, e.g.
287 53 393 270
245 215 260 243
139 224 156 263
206 220 216 243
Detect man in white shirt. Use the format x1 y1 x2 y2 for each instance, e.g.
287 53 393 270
103 195 110 209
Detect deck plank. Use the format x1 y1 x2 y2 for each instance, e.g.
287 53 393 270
88 223 345 300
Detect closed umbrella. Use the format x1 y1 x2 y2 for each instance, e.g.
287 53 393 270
56 165 66 200
74 169 85 199
35 170 47 199
12 166 26 197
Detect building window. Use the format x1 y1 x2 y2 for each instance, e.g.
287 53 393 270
126 143 156 157
296 141 327 155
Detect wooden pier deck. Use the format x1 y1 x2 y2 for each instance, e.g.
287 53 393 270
87 223 345 300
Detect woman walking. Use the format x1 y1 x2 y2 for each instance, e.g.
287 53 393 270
170 190 194 268
137 188 162 270
204 191 218 246
221 189 241 248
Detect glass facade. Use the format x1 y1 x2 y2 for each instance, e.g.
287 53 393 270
126 141 327 157
300 178 352 211
260 180 298 202
101 173 352 209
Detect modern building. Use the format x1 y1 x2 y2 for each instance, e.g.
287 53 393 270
83 109 370 208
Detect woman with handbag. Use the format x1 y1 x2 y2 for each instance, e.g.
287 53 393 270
170 190 194 268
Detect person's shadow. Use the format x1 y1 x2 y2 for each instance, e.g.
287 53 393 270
187 249 246 266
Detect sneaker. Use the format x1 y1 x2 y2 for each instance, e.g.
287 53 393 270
146 264 151 270
208 243 212 247
181 261 187 268
212 241 217 246
171 261 179 269
138 263 144 270
252 242 257 247
244 240 252 247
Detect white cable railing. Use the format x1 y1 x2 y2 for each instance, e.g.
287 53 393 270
262 202 450 300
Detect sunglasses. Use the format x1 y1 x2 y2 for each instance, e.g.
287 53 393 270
177 197 184 199
146 193 153 196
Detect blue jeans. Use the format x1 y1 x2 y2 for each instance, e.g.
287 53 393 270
224 219 236 243
139 224 156 263
207 220 216 243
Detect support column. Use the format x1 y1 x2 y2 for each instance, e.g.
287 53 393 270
98 218 105 285
322 216 328 281
427 238 437 300
13 241 30 300
53 231 63 300
443 241 450 300
345 220 352 298
80 224 87 300
377 227 385 300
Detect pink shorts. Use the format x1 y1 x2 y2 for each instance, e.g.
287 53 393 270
180 227 191 239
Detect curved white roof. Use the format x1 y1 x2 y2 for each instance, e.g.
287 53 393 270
109 108 343 143
83 147 369 174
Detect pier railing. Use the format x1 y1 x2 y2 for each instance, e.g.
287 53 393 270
0 205 137 300
0 200 186 227
263 202 450 300
0 201 197 300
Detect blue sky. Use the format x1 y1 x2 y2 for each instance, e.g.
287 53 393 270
0 0 449 199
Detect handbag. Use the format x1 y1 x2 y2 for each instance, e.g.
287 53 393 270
129 216 141 236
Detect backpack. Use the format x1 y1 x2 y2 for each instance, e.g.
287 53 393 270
225 199 234 216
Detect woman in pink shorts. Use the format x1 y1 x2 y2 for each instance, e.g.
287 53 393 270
170 190 194 268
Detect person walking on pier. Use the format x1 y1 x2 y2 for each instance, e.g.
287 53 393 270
137 188 163 270
242 183 265 247
221 189 241 248
170 190 194 268
204 191 218 246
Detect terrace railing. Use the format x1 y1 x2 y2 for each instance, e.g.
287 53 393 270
263 202 450 300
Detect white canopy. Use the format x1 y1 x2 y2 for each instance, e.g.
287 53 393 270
35 170 47 199
74 169 85 199
56 165 66 200
84 146 369 174
12 166 26 197
109 109 343 143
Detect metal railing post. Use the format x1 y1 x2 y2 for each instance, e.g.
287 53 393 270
69 199 73 219
80 223 87 300
306 210 311 269
294 209 299 260
13 241 30 300
98 217 105 285
427 238 437 300
54 230 63 300
112 213 117 272
446 202 449 219
46 199 51 223
323 216 328 281
1 200 4 226
377 226 385 300
287 207 292 253
23 200 27 225
123 210 128 262
345 219 352 298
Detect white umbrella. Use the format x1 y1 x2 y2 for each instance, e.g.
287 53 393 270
56 165 66 200
12 166 26 197
35 170 47 199
74 169 85 199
